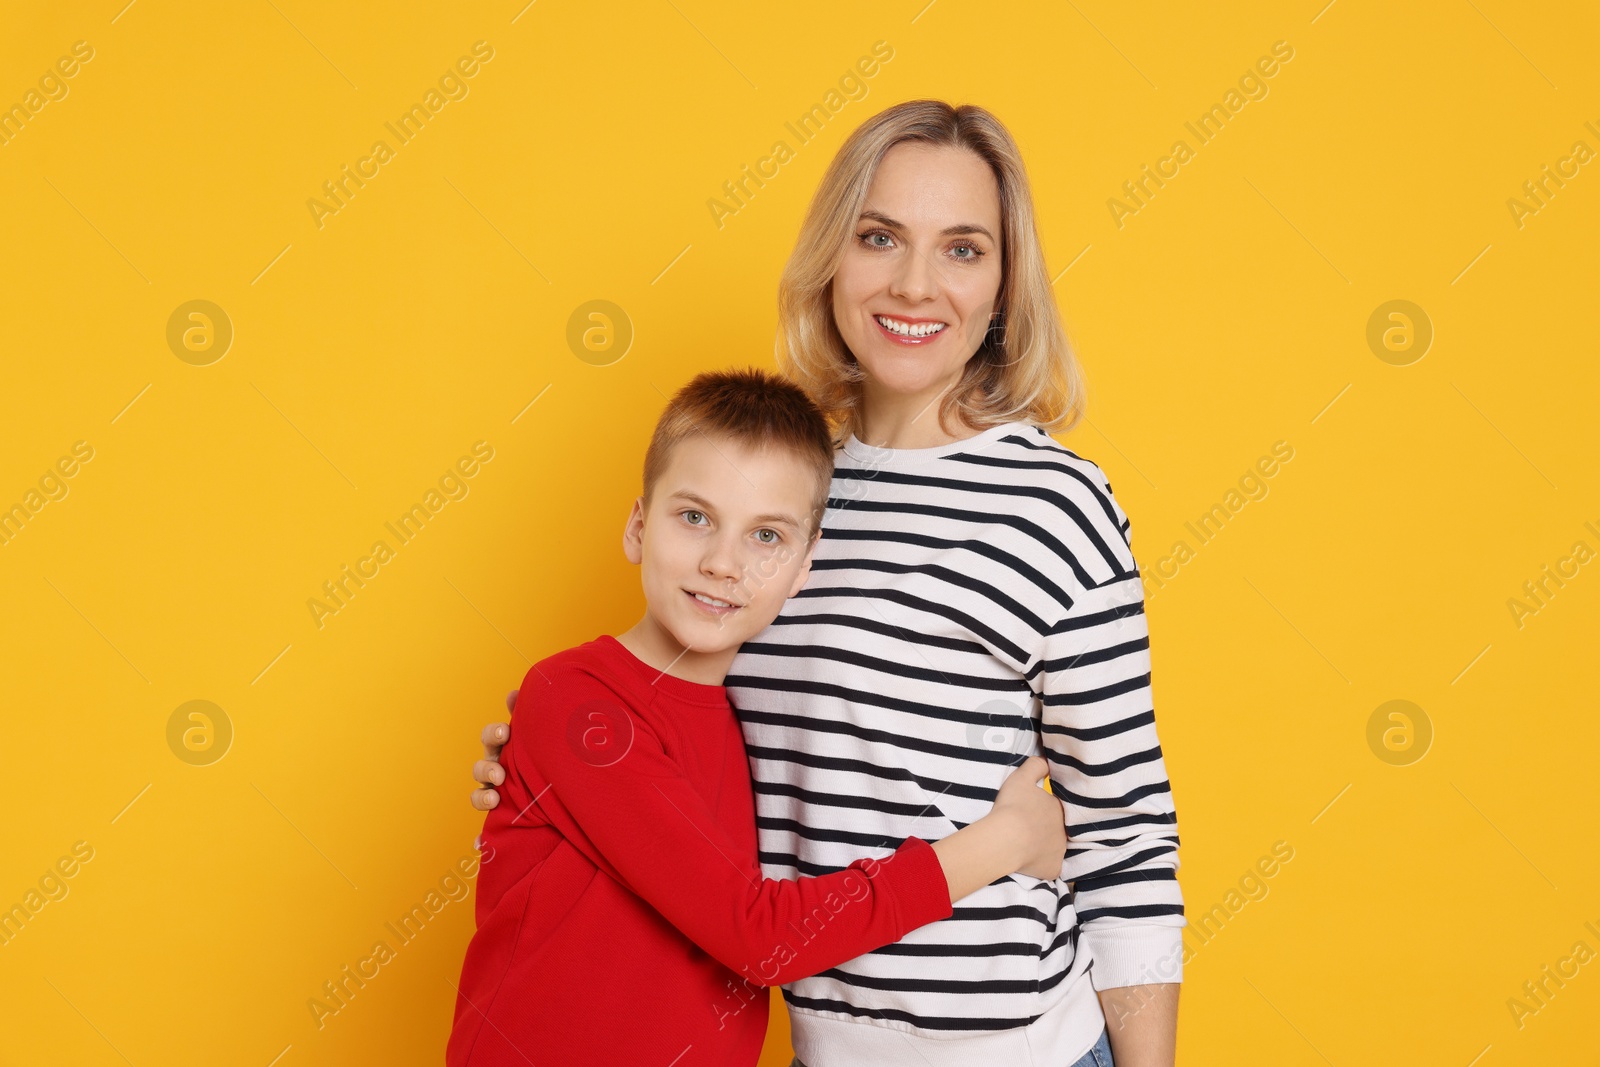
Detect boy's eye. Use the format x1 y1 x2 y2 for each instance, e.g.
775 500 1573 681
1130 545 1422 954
682 510 707 525
755 529 780 544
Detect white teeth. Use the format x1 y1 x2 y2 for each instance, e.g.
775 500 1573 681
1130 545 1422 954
876 315 946 338
693 593 733 608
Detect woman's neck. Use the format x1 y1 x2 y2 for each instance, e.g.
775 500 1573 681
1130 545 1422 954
857 383 983 450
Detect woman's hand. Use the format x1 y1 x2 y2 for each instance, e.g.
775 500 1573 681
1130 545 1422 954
469 690 516 811
990 755 1068 880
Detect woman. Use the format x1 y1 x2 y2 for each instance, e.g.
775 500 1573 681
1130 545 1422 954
472 100 1183 1067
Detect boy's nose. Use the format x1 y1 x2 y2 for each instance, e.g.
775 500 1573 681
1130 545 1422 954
699 537 744 584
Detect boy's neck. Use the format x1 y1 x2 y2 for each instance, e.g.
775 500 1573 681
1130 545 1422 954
616 613 736 687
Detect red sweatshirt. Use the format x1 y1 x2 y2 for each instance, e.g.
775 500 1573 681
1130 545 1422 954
445 635 953 1067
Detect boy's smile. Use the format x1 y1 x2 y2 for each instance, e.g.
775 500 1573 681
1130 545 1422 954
619 433 825 685
684 588 741 616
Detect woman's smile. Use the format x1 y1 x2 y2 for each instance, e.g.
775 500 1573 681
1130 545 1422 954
873 313 949 343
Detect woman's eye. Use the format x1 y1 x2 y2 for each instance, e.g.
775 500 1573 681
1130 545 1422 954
952 242 983 260
859 230 893 248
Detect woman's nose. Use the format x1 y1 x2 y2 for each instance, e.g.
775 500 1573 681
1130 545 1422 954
888 243 939 302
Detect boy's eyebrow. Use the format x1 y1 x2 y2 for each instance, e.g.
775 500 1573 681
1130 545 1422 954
670 490 802 531
858 208 995 242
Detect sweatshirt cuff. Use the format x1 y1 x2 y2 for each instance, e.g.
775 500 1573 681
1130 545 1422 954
1083 923 1186 989
878 837 954 930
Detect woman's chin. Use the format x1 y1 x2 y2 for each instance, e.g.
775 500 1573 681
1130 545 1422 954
864 367 962 403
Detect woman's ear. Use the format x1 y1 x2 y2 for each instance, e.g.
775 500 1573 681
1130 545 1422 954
621 497 646 564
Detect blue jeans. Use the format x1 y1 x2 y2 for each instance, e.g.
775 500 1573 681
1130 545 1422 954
789 1028 1114 1067
1070 1028 1115 1067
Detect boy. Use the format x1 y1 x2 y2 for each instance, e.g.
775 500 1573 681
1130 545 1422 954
445 368 1064 1066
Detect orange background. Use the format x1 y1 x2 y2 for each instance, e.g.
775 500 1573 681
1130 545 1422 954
1 1 1595 1064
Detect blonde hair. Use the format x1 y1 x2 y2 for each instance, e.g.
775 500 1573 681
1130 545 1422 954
776 100 1086 444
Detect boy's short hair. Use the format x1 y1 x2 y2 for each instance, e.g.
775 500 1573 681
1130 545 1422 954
642 368 835 541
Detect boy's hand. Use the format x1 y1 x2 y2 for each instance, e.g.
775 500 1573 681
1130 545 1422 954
469 690 515 811
991 755 1068 880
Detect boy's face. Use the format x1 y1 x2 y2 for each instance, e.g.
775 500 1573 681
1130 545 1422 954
623 435 824 656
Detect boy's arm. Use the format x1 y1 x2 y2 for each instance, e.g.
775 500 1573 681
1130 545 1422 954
510 665 955 986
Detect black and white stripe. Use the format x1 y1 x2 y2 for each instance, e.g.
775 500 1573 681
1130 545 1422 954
726 421 1184 1040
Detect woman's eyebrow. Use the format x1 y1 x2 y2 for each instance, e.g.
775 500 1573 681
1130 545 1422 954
858 208 994 242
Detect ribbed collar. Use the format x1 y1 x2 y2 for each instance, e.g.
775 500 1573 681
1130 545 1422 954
840 421 1034 467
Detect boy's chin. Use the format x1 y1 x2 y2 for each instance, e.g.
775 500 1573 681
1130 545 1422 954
666 615 764 655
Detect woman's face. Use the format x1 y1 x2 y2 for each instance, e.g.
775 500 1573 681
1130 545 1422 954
831 142 1004 406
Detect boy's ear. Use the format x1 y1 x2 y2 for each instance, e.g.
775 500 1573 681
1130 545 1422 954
622 497 646 564
785 528 822 598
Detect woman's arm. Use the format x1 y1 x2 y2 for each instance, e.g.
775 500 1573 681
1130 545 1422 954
488 667 1065 987
1031 467 1184 1066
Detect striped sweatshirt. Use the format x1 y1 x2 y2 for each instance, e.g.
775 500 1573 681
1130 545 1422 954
725 420 1185 1065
